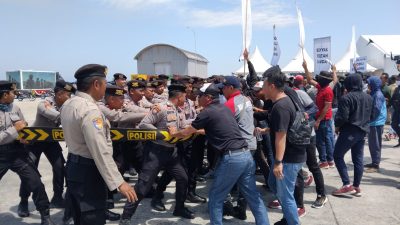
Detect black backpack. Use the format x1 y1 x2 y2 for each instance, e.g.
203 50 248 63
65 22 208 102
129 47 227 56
286 94 312 146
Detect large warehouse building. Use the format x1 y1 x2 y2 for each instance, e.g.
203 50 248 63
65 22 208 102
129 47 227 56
134 44 209 78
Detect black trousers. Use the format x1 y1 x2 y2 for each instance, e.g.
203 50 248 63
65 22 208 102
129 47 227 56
122 142 188 216
120 141 144 174
154 135 206 197
294 136 326 208
0 145 49 211
392 110 400 143
20 142 65 199
66 154 107 225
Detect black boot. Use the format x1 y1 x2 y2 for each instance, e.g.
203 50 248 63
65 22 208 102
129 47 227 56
173 207 195 219
222 200 234 216
105 209 121 221
232 206 247 220
119 201 140 224
50 195 65 209
18 199 30 217
40 209 53 225
151 198 166 211
186 192 207 203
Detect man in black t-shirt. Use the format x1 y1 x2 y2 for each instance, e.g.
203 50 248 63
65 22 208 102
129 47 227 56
262 65 305 225
169 83 270 225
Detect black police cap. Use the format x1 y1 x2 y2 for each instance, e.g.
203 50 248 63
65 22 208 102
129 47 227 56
127 80 146 89
74 64 108 80
113 73 127 80
168 84 186 93
55 80 76 93
157 74 169 80
0 81 16 91
106 84 126 96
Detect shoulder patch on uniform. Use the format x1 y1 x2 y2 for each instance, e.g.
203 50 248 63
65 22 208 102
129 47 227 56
92 117 103 130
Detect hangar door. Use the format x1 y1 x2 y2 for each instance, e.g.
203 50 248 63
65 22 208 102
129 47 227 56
154 63 171 75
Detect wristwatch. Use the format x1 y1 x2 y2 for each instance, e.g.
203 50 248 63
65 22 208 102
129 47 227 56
274 159 282 165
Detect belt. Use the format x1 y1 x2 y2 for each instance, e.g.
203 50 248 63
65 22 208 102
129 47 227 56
224 148 249 155
67 153 96 166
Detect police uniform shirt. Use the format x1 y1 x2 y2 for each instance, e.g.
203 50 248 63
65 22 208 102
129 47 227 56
97 101 146 128
33 96 61 127
61 91 124 191
138 101 186 147
151 93 168 104
182 98 197 125
0 104 25 145
124 95 148 114
139 96 154 110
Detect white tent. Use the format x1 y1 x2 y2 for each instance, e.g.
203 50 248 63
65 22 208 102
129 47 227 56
282 48 314 73
356 35 400 75
234 46 271 75
336 28 376 72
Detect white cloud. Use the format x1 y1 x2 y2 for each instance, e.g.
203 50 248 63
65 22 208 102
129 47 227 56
100 0 297 28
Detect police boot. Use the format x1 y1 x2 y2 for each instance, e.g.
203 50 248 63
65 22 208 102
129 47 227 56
105 209 121 221
173 206 195 219
50 195 65 209
40 209 54 225
151 198 166 211
17 199 30 217
119 201 139 225
186 191 207 203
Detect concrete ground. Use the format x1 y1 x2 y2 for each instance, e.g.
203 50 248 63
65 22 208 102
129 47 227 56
0 99 399 225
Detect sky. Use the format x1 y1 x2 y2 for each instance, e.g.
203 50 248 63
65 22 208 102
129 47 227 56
0 0 398 81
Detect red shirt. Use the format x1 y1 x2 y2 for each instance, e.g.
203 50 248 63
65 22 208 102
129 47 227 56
316 84 333 120
224 90 241 114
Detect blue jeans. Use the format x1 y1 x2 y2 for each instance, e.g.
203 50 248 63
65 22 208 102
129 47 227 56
316 120 334 162
368 126 383 165
209 150 269 225
333 129 365 187
268 161 302 225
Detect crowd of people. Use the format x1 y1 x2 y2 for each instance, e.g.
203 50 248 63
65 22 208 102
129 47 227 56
1 51 400 225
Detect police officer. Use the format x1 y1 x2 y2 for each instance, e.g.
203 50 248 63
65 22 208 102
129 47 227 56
113 73 128 91
119 84 194 225
19 80 75 214
152 76 169 104
0 81 52 225
61 64 137 225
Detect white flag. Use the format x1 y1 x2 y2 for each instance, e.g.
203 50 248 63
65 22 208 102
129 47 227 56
271 25 281 66
297 6 305 49
351 25 357 62
241 0 252 60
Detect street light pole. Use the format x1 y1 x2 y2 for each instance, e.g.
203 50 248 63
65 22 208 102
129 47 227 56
187 26 197 76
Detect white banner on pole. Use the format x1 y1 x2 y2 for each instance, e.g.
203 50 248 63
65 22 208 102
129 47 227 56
314 36 331 75
241 0 252 60
350 56 368 73
271 25 281 66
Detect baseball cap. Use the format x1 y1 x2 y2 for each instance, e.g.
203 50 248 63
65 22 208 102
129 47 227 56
217 76 241 89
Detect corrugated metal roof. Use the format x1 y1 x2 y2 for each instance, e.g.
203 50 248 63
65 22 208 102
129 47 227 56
134 43 209 63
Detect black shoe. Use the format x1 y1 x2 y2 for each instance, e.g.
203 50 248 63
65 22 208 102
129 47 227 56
40 209 54 225
364 163 374 168
232 206 247 220
173 207 195 219
223 200 234 216
106 199 115 209
18 200 30 217
274 218 288 225
186 193 207 203
50 196 65 209
151 198 166 211
105 209 121 221
195 176 206 182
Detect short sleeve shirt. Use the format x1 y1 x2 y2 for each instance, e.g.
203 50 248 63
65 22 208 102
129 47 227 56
191 102 247 153
316 84 333 120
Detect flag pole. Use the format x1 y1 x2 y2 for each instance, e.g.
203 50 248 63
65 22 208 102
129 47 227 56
243 0 248 77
